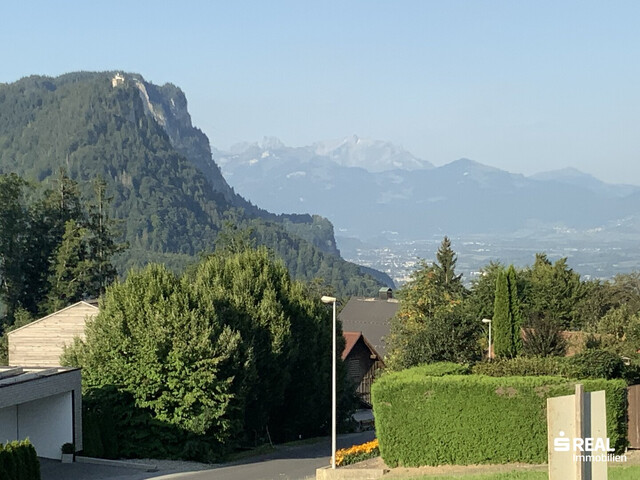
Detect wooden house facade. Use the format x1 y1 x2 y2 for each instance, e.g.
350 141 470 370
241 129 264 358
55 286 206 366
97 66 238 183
342 331 384 407
7 301 98 367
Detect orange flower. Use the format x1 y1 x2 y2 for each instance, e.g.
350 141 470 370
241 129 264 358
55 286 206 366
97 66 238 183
334 439 379 466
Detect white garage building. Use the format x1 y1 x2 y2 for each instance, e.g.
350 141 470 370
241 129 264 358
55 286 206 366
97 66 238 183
0 366 82 459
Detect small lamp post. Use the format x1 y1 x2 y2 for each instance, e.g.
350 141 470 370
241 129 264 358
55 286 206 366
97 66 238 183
482 318 492 360
321 295 338 469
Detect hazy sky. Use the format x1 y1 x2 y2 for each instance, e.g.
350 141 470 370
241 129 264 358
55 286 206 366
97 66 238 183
2 1 640 184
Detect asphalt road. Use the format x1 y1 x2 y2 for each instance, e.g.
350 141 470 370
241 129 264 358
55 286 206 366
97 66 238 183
41 431 376 480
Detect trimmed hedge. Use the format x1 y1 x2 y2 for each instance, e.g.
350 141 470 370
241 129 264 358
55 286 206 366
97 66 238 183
372 370 627 467
0 440 40 480
408 362 471 377
471 356 568 377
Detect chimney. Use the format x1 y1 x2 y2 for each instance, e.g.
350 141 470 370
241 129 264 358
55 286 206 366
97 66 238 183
379 288 392 300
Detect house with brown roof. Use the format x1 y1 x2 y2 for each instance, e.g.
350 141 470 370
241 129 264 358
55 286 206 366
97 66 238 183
339 290 399 360
342 331 384 407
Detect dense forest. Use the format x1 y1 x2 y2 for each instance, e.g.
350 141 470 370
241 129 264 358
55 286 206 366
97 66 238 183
0 72 390 300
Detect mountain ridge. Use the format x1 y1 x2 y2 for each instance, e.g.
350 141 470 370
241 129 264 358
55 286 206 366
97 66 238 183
215 137 640 241
0 71 393 294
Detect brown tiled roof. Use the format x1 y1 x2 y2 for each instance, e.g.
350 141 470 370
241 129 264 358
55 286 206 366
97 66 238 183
342 331 362 360
342 331 384 363
339 298 399 359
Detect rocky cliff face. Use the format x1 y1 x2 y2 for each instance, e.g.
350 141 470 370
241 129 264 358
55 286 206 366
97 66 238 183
130 75 236 202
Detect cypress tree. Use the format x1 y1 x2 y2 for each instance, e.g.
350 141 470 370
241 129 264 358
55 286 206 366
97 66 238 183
493 270 512 358
507 265 524 355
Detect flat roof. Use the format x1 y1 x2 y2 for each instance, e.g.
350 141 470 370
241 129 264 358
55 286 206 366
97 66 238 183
0 366 80 388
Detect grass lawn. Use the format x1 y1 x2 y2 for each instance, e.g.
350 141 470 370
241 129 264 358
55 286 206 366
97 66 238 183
404 465 640 479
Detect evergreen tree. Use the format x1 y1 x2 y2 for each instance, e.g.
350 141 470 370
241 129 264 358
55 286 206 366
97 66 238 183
493 270 512 358
85 177 126 296
493 266 524 358
432 236 463 293
507 265 524 355
45 220 93 312
0 174 30 322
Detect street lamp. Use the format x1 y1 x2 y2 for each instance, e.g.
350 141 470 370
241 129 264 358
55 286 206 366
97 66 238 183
482 318 492 361
321 295 338 469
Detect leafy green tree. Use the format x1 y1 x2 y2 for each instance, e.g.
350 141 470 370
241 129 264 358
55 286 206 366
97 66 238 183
467 261 505 322
573 279 615 331
64 264 242 449
388 300 481 370
523 254 584 329
64 246 338 455
609 273 640 313
387 247 480 370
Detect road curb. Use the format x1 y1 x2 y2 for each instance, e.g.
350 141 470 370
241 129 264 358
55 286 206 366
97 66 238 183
75 456 159 471
316 465 388 479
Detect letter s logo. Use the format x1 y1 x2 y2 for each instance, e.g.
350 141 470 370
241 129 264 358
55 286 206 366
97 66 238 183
555 431 570 452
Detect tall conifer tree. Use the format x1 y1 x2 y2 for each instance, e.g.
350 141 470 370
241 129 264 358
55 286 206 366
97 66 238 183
493 270 512 357
433 236 463 294
507 265 524 355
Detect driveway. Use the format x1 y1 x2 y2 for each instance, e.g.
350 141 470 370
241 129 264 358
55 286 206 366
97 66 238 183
41 431 376 480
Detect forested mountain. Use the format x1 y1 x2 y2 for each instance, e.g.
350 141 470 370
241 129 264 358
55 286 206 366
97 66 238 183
0 72 391 296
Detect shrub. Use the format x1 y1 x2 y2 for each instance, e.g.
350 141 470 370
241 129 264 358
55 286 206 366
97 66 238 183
522 316 567 357
61 443 74 455
372 370 627 467
0 440 40 480
566 350 625 380
472 352 634 384
335 439 379 466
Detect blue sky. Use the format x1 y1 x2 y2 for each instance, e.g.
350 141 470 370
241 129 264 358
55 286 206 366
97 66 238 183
2 1 640 183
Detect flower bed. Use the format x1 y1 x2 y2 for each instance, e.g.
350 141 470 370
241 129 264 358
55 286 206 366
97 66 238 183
335 439 380 466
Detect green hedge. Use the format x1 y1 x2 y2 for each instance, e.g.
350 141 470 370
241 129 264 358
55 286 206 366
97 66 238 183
372 370 627 467
407 362 471 377
0 440 40 480
471 357 568 377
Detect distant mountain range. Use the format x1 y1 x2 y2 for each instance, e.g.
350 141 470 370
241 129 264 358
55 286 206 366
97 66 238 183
216 138 640 241
219 135 432 174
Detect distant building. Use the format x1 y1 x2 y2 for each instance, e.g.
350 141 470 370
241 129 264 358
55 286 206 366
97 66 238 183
339 291 399 360
342 331 384 407
7 301 98 367
111 72 125 87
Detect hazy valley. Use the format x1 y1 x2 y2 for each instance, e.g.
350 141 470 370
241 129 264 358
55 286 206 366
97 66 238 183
216 137 640 284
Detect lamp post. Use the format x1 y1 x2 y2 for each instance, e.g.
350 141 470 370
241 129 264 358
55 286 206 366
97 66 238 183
321 295 338 469
482 318 492 360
